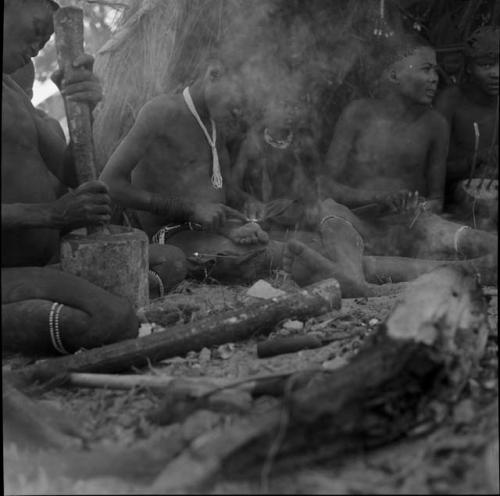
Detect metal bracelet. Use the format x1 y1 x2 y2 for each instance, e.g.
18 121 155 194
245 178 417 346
454 226 472 256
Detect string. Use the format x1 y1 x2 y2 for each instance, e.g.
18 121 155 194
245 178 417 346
182 87 223 189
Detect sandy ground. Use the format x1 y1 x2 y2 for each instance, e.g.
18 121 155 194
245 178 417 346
3 280 498 495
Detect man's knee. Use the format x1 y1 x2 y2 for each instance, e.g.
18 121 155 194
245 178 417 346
149 244 187 293
91 295 139 344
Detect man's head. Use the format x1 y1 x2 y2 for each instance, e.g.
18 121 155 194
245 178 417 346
202 60 245 136
381 35 439 106
464 26 499 97
11 59 36 99
3 0 59 74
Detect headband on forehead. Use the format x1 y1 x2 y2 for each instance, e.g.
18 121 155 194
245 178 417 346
465 26 499 60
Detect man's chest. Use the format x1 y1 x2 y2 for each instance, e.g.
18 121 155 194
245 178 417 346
2 81 38 149
453 103 496 149
357 118 431 163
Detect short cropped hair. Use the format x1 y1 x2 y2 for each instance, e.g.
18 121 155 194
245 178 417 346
464 26 499 61
376 33 433 72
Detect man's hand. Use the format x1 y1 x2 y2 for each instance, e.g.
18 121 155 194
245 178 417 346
242 199 266 222
188 202 247 231
50 181 111 230
51 54 103 111
375 190 421 213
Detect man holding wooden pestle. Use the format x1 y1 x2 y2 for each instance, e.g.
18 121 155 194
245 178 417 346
1 0 141 355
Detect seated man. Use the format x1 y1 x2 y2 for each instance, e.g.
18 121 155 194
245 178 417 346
2 0 139 355
232 86 321 234
435 26 498 230
100 59 285 284
283 34 497 295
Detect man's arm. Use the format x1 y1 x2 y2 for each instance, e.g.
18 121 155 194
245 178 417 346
225 135 266 219
99 99 179 214
434 87 472 182
1 203 54 229
322 102 385 208
34 111 78 188
425 113 450 213
2 182 111 231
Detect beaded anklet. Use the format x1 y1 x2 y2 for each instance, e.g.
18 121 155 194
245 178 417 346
149 269 165 298
49 302 69 355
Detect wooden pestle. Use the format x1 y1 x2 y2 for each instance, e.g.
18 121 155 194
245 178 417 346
53 7 104 234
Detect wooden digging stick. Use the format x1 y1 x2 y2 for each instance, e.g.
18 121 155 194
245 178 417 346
9 278 341 388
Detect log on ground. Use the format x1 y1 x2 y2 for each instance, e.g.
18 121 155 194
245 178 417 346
11 278 341 387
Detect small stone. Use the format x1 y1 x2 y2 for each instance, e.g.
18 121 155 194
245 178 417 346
138 323 154 338
369 318 380 327
247 280 287 300
283 320 304 332
322 356 348 370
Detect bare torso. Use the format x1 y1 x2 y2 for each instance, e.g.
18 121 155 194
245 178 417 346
2 76 59 267
237 129 316 203
438 86 497 181
341 100 437 196
131 95 230 236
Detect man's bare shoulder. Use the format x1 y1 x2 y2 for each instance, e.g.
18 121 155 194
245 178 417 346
137 94 184 126
426 108 449 128
340 98 377 121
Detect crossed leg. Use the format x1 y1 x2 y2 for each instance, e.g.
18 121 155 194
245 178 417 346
2 267 139 355
282 199 497 296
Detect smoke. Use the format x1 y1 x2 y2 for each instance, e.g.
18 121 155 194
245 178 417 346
93 0 399 165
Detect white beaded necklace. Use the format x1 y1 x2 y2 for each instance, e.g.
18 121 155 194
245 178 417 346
182 87 223 189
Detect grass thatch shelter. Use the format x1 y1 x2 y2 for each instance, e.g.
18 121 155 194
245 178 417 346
92 0 499 169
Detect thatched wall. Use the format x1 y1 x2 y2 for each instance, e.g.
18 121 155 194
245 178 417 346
92 0 498 169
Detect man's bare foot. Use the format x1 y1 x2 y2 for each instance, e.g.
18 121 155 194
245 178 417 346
228 222 269 246
283 240 369 297
320 213 368 294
